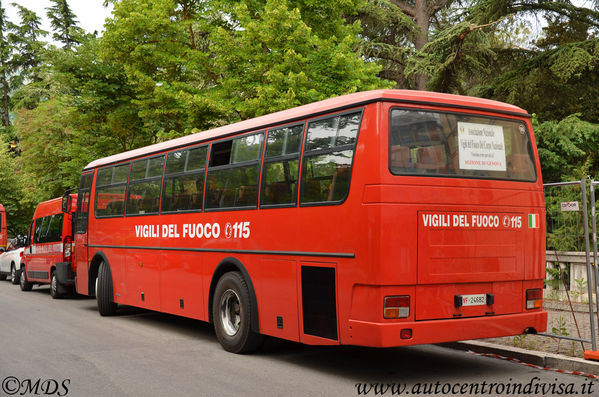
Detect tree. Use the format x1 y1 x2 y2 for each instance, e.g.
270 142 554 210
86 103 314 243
46 0 83 50
0 1 12 128
13 35 146 201
10 4 47 86
208 0 391 121
0 134 34 235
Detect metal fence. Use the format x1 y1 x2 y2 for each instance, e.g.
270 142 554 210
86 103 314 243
541 178 596 351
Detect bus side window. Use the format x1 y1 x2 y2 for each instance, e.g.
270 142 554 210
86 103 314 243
95 163 130 218
300 111 362 205
261 123 303 207
46 214 63 242
206 132 264 210
127 156 164 216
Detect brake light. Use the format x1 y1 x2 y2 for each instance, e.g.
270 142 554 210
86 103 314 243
20 251 23 257
383 295 410 319
63 236 72 261
526 288 542 309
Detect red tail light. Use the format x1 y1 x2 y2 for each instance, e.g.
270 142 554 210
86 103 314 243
63 236 72 261
383 295 410 319
526 288 542 309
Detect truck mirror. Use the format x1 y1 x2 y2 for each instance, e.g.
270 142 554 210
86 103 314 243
62 194 72 213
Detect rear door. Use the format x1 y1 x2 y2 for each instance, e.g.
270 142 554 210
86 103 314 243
74 172 94 295
416 209 526 320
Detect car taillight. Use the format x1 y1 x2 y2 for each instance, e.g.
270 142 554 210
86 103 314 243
526 288 542 309
63 236 72 261
383 295 410 319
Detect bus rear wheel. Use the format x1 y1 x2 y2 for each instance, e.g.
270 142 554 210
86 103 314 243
96 260 117 316
212 271 264 354
20 268 32 291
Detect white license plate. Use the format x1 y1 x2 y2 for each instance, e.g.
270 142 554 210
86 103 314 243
460 294 487 307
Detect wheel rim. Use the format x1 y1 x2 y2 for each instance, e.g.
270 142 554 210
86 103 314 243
20 270 25 288
11 267 15 282
219 289 241 336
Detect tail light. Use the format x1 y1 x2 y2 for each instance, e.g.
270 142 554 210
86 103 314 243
63 236 72 261
383 295 410 319
526 288 542 309
20 251 23 257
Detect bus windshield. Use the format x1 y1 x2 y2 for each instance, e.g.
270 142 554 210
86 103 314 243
389 108 536 181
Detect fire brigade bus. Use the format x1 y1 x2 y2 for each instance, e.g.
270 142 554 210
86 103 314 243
69 90 547 353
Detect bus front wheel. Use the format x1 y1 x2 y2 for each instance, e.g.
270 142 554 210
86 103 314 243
212 271 263 354
96 260 117 316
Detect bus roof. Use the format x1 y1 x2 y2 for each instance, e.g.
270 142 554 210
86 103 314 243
0 204 4 212
83 89 530 171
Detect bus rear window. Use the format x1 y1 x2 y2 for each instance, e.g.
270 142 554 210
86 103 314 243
389 109 536 181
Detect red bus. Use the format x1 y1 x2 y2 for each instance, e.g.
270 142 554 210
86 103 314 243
70 90 547 353
22 195 77 298
0 204 6 251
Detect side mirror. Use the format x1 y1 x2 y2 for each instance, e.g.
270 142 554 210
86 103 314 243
62 193 72 213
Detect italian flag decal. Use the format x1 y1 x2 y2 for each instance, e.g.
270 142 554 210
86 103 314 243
528 214 540 228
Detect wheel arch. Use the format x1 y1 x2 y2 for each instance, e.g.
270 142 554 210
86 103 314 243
89 251 110 296
208 257 259 333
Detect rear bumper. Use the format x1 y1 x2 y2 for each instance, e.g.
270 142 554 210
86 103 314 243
347 310 547 347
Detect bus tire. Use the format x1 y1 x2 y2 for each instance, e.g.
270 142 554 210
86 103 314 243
97 260 117 316
212 271 264 354
11 265 19 284
20 267 32 291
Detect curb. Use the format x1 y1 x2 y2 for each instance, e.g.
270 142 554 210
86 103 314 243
441 340 599 376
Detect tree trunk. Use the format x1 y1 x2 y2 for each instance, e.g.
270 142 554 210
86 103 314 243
390 0 451 90
413 0 431 90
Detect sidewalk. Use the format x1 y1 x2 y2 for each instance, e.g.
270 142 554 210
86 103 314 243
443 340 599 376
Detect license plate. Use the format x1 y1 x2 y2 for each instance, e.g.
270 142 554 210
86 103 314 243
460 294 487 307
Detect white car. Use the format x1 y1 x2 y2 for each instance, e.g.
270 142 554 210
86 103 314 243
0 237 26 284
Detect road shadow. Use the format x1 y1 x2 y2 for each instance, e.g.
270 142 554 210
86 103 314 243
70 302 520 383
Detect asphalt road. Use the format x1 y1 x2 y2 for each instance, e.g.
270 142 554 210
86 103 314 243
0 280 597 397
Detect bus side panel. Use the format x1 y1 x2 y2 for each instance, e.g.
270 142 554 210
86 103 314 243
254 258 299 342
123 249 160 308
160 251 205 320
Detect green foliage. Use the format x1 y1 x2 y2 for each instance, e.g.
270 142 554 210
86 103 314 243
0 134 34 235
533 114 599 182
46 0 85 49
3 0 599 234
208 0 391 121
352 0 417 87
